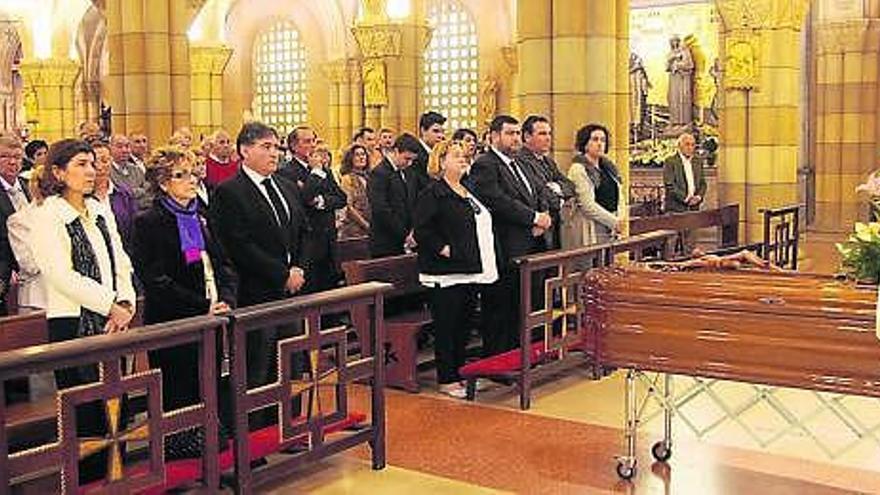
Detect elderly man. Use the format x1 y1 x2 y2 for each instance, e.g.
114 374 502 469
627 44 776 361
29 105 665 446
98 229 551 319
663 133 706 213
0 133 29 316
129 133 149 173
205 129 239 186
663 133 706 254
109 134 150 210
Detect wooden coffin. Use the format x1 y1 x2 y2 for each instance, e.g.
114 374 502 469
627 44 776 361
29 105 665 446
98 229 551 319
583 268 880 397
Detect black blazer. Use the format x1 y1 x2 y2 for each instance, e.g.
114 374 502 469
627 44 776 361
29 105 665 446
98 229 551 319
210 170 308 306
277 156 311 188
415 179 489 275
133 199 238 324
367 158 419 257
300 167 346 237
0 178 30 308
411 145 430 183
468 149 547 263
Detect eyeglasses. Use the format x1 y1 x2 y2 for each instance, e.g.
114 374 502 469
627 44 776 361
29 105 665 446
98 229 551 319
0 153 22 161
465 196 481 215
170 170 195 181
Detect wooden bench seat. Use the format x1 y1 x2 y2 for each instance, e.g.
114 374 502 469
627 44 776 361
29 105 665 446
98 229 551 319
342 254 431 392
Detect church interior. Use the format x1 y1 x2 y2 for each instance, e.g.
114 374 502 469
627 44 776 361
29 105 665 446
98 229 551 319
2 0 880 493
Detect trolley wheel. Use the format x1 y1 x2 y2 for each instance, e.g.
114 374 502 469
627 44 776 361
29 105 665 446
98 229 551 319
616 460 637 480
651 441 672 462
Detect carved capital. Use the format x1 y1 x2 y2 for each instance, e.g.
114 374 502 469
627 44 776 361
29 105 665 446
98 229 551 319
19 58 81 87
189 44 232 75
815 20 871 53
723 34 760 90
359 0 389 24
322 59 350 84
716 0 809 31
352 24 402 58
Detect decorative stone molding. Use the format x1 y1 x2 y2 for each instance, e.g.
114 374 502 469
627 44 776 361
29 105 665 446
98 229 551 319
322 59 350 84
723 34 760 90
352 24 403 58
815 19 872 53
190 44 233 75
19 58 81 88
716 0 809 31
500 45 517 76
360 0 389 24
363 59 387 106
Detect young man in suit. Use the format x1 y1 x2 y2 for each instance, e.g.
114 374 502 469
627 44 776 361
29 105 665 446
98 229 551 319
367 133 423 258
0 133 30 317
412 111 446 182
516 115 576 251
469 115 552 356
210 122 309 431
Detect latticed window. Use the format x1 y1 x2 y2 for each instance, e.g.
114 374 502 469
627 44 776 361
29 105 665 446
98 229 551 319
423 0 478 130
253 21 307 136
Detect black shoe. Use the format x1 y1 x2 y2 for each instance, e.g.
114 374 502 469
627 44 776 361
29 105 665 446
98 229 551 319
250 457 268 470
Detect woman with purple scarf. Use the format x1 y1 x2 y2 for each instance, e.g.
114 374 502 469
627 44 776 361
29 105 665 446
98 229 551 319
133 146 237 459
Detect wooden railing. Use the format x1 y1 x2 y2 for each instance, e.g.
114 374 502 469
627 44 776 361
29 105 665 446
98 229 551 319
0 282 391 494
629 204 740 254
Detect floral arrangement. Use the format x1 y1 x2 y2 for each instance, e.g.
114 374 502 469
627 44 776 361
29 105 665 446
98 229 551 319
856 171 880 219
836 222 880 283
630 139 678 168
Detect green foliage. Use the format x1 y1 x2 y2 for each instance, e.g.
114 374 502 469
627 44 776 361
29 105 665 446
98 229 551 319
836 222 880 283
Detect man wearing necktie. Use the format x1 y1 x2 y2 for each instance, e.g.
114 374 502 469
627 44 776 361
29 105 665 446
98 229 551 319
470 115 552 356
0 133 30 317
210 122 309 432
367 133 423 257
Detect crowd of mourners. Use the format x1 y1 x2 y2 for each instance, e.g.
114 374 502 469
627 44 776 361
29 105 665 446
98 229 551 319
0 110 705 481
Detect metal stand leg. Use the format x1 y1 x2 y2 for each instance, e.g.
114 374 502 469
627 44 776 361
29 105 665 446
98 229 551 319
616 369 638 479
651 373 673 462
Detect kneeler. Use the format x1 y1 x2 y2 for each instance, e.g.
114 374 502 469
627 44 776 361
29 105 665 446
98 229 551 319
81 412 366 494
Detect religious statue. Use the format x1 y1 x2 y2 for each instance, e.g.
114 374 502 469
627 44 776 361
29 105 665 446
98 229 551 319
666 35 695 127
363 59 388 107
629 52 652 143
706 58 722 127
480 76 498 126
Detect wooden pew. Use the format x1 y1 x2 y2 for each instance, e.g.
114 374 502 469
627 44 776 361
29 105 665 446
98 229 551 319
458 230 678 410
583 267 878 479
342 254 431 392
336 236 371 268
630 204 740 255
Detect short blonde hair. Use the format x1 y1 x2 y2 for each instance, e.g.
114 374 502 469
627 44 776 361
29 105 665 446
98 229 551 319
427 140 464 178
145 146 195 194
0 131 22 150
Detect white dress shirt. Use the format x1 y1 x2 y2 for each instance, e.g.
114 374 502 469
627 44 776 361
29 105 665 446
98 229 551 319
241 164 291 225
1 176 27 211
31 196 136 319
680 152 696 199
7 204 46 309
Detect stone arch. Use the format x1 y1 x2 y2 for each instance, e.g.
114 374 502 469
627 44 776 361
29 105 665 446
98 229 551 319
0 18 23 132
75 4 107 122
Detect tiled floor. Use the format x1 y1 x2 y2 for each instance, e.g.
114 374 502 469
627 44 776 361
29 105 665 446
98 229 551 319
261 229 880 494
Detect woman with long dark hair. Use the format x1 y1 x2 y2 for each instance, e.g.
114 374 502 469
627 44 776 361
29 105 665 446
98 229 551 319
31 139 136 483
338 143 371 239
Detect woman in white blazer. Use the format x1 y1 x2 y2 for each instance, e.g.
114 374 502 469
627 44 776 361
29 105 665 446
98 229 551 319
562 123 625 248
31 139 136 484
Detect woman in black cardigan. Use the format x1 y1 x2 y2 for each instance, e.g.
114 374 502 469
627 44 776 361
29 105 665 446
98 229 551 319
133 146 237 458
415 140 499 398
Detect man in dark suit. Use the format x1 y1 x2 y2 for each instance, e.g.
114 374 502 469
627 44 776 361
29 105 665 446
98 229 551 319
516 115 576 251
278 125 315 187
0 133 30 317
469 115 552 356
412 111 446 183
210 122 308 430
367 133 423 258
663 132 706 213
300 145 346 293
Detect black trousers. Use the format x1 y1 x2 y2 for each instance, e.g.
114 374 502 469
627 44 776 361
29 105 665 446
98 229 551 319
480 266 520 357
48 318 110 485
428 284 476 384
244 322 303 432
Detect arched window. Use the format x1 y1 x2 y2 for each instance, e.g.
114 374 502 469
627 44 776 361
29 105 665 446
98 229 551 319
253 20 307 136
423 0 478 131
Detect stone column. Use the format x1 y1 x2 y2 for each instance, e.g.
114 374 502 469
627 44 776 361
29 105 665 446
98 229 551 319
190 44 232 138
323 58 350 152
19 58 81 141
353 0 432 134
716 0 810 241
105 0 195 143
813 16 878 232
